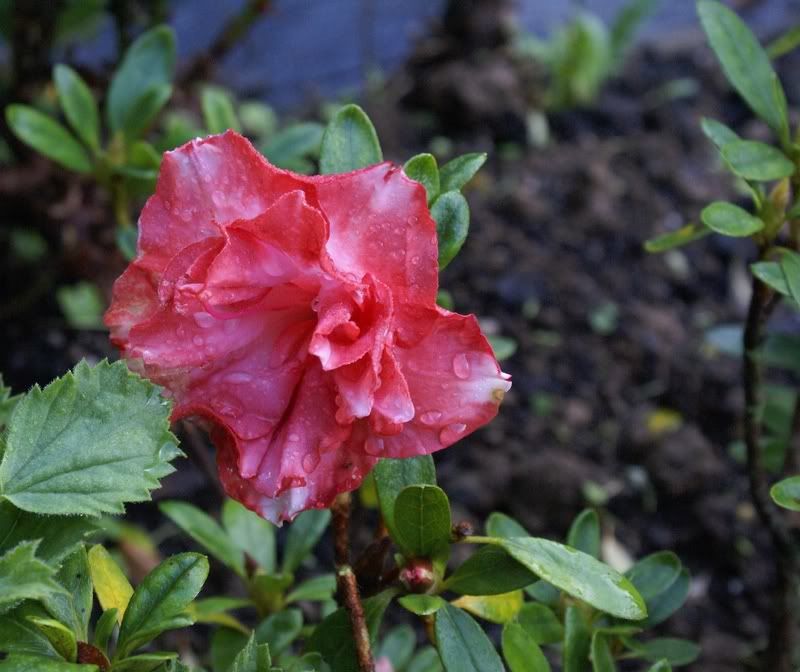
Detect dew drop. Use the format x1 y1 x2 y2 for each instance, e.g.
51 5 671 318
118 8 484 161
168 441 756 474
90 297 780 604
194 311 215 329
407 215 419 225
439 423 467 445
302 451 320 474
364 436 385 456
419 410 443 426
452 353 471 380
288 433 300 443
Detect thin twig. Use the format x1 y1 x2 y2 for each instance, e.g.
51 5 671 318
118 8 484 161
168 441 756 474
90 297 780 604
331 492 374 672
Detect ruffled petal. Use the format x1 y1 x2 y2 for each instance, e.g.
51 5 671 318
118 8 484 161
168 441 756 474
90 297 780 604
313 163 438 306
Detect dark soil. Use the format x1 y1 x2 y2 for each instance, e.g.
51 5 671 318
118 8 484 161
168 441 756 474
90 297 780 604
3 7 800 670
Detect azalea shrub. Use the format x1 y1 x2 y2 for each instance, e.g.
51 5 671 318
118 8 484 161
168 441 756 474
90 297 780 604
0 7 716 672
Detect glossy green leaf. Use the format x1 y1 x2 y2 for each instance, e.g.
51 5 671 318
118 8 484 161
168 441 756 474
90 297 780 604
591 633 616 672
626 552 682 602
261 122 324 170
720 140 795 180
435 603 504 672
624 637 700 666
282 509 330 573
394 485 451 557
92 608 117 652
160 501 244 577
563 605 591 672
229 632 271 672
41 547 92 641
780 250 800 307
87 545 132 623
517 602 564 645
431 191 469 270
5 105 91 173
374 456 436 543
751 261 790 295
0 542 65 616
113 652 178 672
119 83 172 139
397 594 446 616
117 552 209 657
486 512 529 538
698 0 788 142
502 621 551 672
452 590 523 624
404 153 440 204
567 509 600 558
700 202 763 237
319 104 382 174
0 606 61 658
53 64 99 150
644 222 710 253
377 625 416 670
444 545 537 595
222 498 276 574
27 617 76 662
202 86 241 134
771 475 800 511
107 25 176 133
285 574 336 603
254 608 303 656
639 568 690 627
0 360 180 516
306 589 396 672
0 654 98 670
494 537 647 620
439 152 486 193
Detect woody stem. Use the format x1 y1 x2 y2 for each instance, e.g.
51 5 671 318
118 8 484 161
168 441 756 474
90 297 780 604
331 492 374 672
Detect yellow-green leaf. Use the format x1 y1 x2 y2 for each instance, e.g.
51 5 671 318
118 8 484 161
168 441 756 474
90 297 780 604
87 544 133 623
452 590 524 624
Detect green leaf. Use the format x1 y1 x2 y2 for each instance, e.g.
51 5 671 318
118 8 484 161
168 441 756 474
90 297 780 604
0 542 65 616
452 591 524 624
486 512 529 538
211 627 249 672
377 625 416 670
720 140 795 180
282 509 330 573
92 608 118 652
526 579 560 605
160 501 244 577
87 545 132 623
697 0 788 142
434 603 504 672
644 222 710 253
591 633 616 672
700 202 764 237
487 335 517 361
0 654 98 670
647 661 672 672
261 123 324 170
700 117 740 150
119 83 172 139
639 568 690 628
563 605 590 672
0 360 181 516
493 537 647 620
771 475 800 510
0 378 21 432
56 282 104 330
407 646 444 672
609 0 657 66
187 597 250 633
439 153 487 193
767 25 800 58
516 602 564 645
444 545 537 595
404 153 440 204
567 509 600 558
397 594 446 616
112 652 178 672
27 617 76 662
751 261 790 295
285 574 336 603
254 608 303 657
202 86 241 135
626 552 682 603
229 632 271 672
780 250 800 307
394 485 451 557
431 191 469 270
319 104 382 174
53 65 99 151
222 499 276 574
624 637 700 666
5 105 91 173
239 102 278 138
374 456 436 544
116 552 209 657
41 547 92 641
502 621 551 672
306 589 396 672
0 606 61 658
107 25 176 133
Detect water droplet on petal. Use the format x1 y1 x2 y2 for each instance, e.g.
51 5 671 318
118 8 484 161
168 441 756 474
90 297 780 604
288 433 300 443
452 353 470 380
194 311 215 329
364 435 385 456
420 410 443 426
302 451 320 474
439 423 467 445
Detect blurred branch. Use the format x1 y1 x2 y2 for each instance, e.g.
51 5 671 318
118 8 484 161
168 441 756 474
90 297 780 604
179 0 272 85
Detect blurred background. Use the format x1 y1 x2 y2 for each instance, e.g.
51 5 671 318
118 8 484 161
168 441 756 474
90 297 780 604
2 1 800 669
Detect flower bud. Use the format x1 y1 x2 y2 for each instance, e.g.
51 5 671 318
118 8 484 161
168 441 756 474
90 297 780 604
399 558 436 593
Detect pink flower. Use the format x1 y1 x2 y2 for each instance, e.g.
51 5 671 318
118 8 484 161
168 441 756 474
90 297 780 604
106 131 510 523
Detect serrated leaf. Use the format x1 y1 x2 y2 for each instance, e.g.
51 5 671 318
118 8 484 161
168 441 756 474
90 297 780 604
439 153 487 193
53 65 99 151
431 191 469 270
0 542 65 616
700 202 763 237
228 632 271 672
319 104 382 174
373 456 436 544
27 617 77 662
0 360 181 517
222 499 276 574
444 545 536 595
282 509 330 574
87 545 133 623
404 153 440 204
260 123 324 170
117 552 209 657
285 574 336 604
394 485 451 558
398 594 446 616
435 603 504 672
5 105 92 173
563 606 591 672
644 222 710 253
452 590 523 624
502 621 551 672
567 509 600 558
517 602 564 645
493 537 647 620
720 140 795 181
41 547 92 641
160 501 244 577
306 589 396 672
107 25 176 133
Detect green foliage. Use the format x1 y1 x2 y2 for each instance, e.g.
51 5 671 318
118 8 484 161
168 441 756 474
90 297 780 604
567 508 601 558
319 104 383 174
229 632 271 672
373 456 436 544
0 360 180 516
771 476 800 510
720 140 795 181
700 202 764 237
431 191 469 270
260 122 324 172
0 541 66 617
222 499 276 574
443 544 536 595
435 603 504 672
202 86 242 134
282 509 331 574
393 485 452 558
439 153 487 194
56 282 105 330
502 621 551 671
404 153 440 204
53 65 100 151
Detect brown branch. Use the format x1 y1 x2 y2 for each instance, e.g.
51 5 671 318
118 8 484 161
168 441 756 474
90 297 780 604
331 492 374 672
